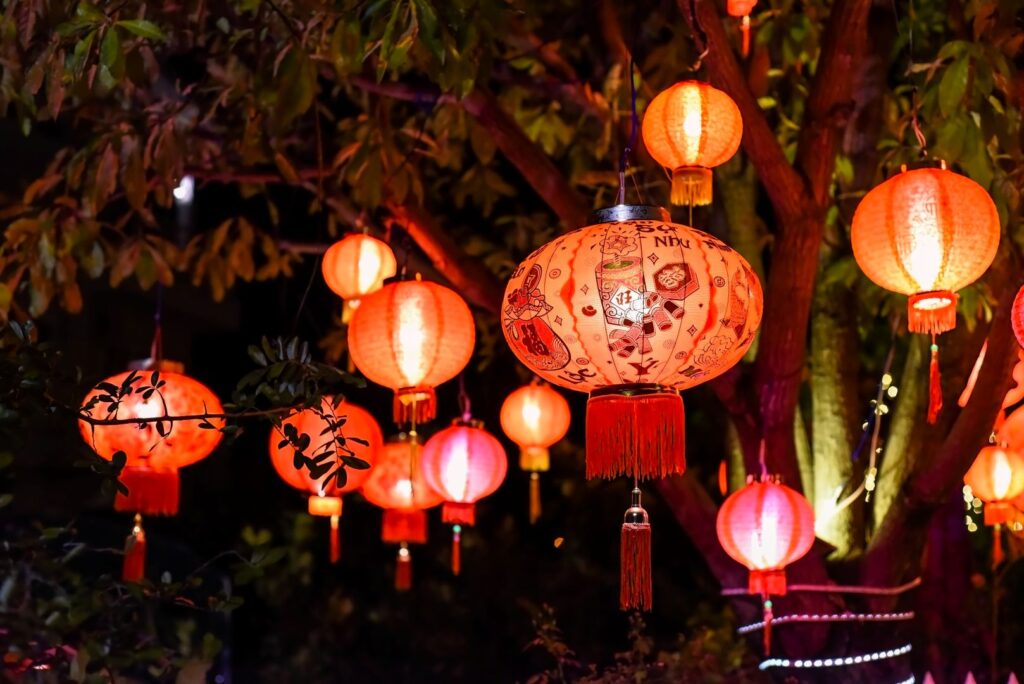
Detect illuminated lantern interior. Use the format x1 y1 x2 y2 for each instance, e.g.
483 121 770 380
321 234 397 321
964 445 1024 526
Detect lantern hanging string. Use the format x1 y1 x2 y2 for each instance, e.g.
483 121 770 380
757 439 768 479
616 58 641 206
458 373 472 421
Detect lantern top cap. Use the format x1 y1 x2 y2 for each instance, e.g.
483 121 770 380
451 417 485 430
588 204 671 225
745 472 783 485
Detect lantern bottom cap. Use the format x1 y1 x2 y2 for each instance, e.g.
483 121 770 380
671 167 713 207
586 387 685 480
520 446 550 472
115 466 180 516
908 290 957 335
394 387 436 425
442 501 476 526
308 495 343 517
984 501 1015 526
749 568 787 596
383 509 428 544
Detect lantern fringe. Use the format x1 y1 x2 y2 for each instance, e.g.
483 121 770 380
740 15 751 57
308 495 342 517
394 387 436 425
985 502 1014 526
927 342 942 425
114 467 179 516
586 388 685 480
908 290 957 335
749 569 788 596
529 472 542 525
396 545 412 591
442 501 476 526
329 514 340 564
620 488 652 611
519 446 550 472
382 509 428 544
123 514 146 582
670 167 713 207
451 526 462 576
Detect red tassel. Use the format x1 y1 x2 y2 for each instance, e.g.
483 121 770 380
442 501 475 526
993 523 1004 568
928 341 943 424
740 15 751 56
749 569 788 596
382 509 428 544
529 472 542 524
451 525 462 576
763 597 774 655
908 291 957 335
329 514 340 564
396 544 412 591
718 460 729 496
393 387 436 425
114 467 179 516
586 386 685 480
123 514 146 582
620 488 652 611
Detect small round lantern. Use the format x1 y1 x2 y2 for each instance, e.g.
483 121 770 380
852 164 1000 423
1012 285 1024 350
348 278 476 425
716 475 815 653
321 233 397 322
269 398 382 563
499 382 571 523
79 365 224 581
419 419 507 574
361 434 443 590
727 0 758 55
641 82 743 206
965 445 1024 526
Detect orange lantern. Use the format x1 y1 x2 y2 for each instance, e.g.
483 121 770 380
361 434 443 590
852 164 1000 423
269 398 382 563
716 475 815 652
1013 285 1024 350
321 233 397 322
348 278 476 425
419 420 507 575
727 0 758 55
965 445 1024 526
79 365 224 581
499 382 571 523
641 82 743 206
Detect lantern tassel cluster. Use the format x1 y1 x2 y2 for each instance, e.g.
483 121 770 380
586 385 684 480
928 339 943 424
123 514 147 583
620 487 652 611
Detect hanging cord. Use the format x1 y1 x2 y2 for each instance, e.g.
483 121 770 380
757 439 768 479
896 0 929 158
149 283 164 365
458 373 472 421
616 58 641 206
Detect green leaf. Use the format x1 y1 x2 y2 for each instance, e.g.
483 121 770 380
410 0 444 63
938 57 970 117
273 48 315 129
376 3 404 82
115 19 166 42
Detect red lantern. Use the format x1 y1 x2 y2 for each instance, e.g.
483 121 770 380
499 382 571 523
79 365 223 581
852 164 1000 423
965 446 1024 526
641 83 743 206
361 434 443 590
716 475 815 652
727 0 758 55
419 420 507 574
321 234 397 322
348 279 476 425
269 398 382 563
1013 285 1024 350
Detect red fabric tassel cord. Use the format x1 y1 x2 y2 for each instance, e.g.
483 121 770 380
395 545 412 591
740 15 751 56
620 523 652 611
114 467 179 516
451 526 462 576
383 509 428 544
123 514 146 582
586 388 685 480
329 514 340 564
749 569 787 596
393 387 436 425
927 341 943 424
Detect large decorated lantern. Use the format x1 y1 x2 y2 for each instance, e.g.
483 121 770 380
716 475 815 652
348 278 476 425
419 420 507 574
361 434 443 590
502 204 762 610
499 382 571 523
852 164 1000 423
641 82 743 207
79 366 224 580
321 234 397 322
269 398 382 563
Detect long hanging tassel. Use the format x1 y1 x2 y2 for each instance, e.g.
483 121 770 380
451 525 462 576
396 544 412 591
993 523 1004 568
620 488 652 611
529 472 542 524
123 514 146 582
928 339 943 424
740 15 751 56
329 514 340 564
763 596 774 655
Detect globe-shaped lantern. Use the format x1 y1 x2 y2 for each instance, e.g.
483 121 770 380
269 398 382 563
964 445 1024 526
79 365 224 580
348 278 476 425
716 475 815 652
321 233 397 322
361 434 443 590
642 82 743 206
502 205 762 481
499 382 571 523
420 420 507 574
1012 285 1024 350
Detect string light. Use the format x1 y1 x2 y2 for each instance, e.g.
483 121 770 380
894 677 916 684
758 643 912 670
737 611 915 634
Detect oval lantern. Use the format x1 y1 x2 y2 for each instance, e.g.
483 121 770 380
964 445 1024 526
642 82 743 206
852 164 1000 423
1013 285 1024 350
419 419 507 574
79 365 224 581
348 279 476 425
716 475 815 653
321 233 397 322
499 382 571 523
269 398 382 563
361 434 443 590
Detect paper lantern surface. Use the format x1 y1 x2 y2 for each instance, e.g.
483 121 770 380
965 445 1024 504
500 383 571 465
716 479 815 575
361 437 443 511
1013 285 1024 350
420 421 507 513
321 233 397 301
